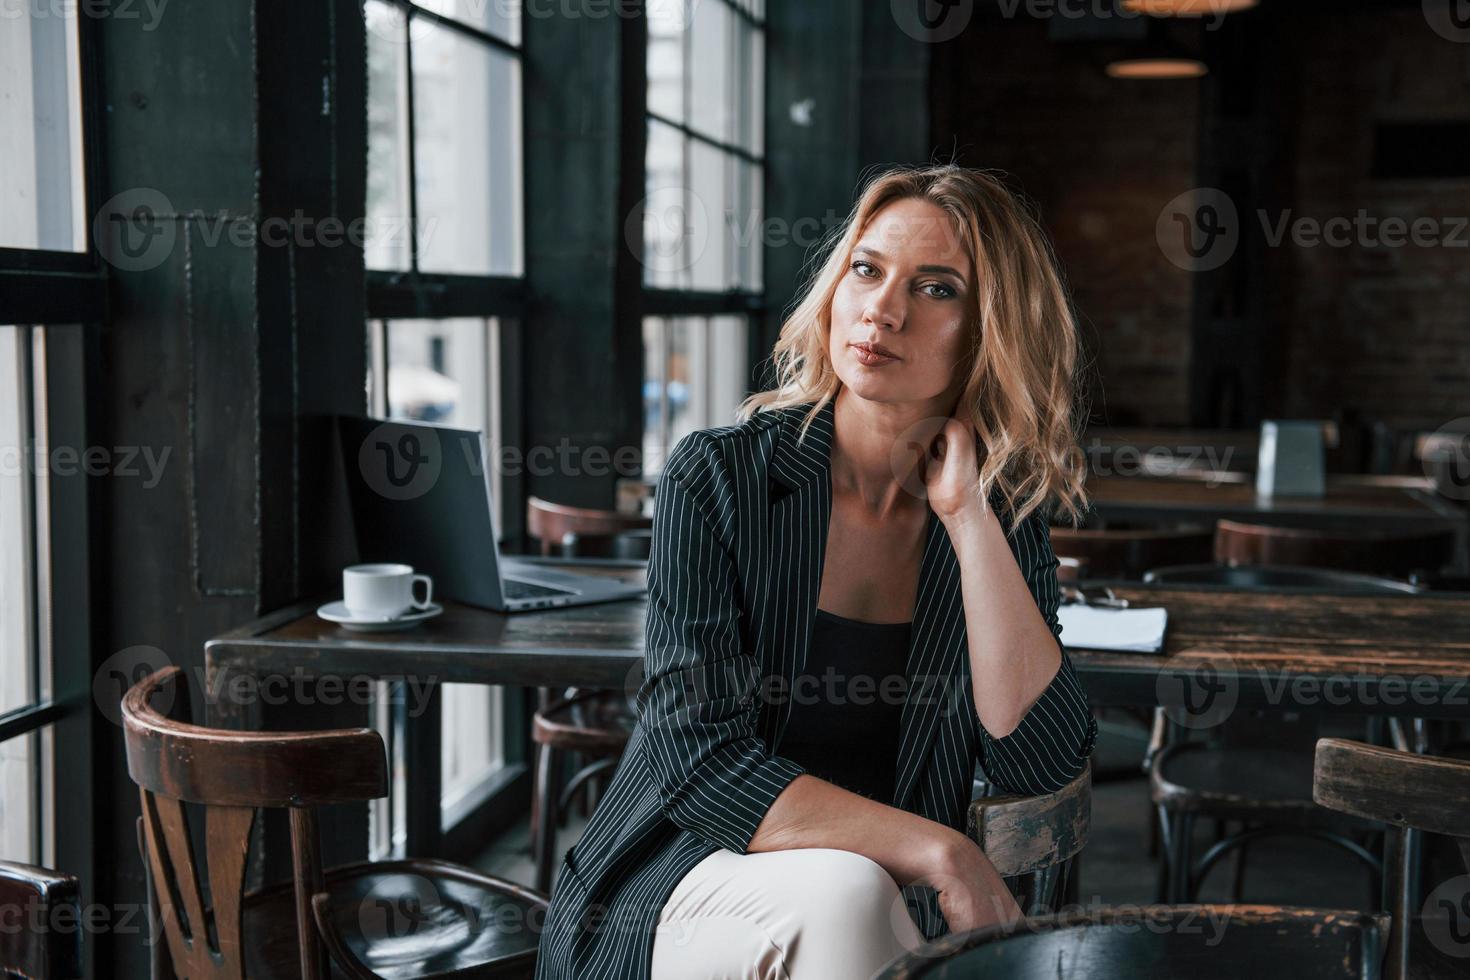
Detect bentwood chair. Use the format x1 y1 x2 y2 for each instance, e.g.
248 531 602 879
123 666 547 979
524 498 647 890
0 861 82 979
1139 564 1417 905
969 764 1091 915
526 496 651 558
1213 520 1455 580
877 738 1470 979
1049 526 1214 580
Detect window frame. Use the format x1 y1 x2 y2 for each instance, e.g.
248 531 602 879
637 0 768 471
0 10 103 962
362 0 533 862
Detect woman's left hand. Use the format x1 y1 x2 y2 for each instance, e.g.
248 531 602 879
922 414 992 532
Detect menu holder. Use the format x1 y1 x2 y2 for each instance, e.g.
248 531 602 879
1057 604 1168 655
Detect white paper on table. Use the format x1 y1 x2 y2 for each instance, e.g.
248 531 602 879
1056 604 1168 654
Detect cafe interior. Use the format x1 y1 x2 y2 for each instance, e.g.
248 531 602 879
4 0 1470 976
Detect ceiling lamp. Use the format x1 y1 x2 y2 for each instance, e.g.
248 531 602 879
1105 29 1207 79
1105 54 1208 79
1121 0 1259 16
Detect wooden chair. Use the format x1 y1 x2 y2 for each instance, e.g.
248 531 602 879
1143 566 1415 907
1144 563 1423 593
0 861 82 979
969 764 1091 915
876 738 1470 979
526 496 651 558
123 666 547 979
1314 737 1470 978
529 690 639 893
1214 520 1455 579
1050 526 1214 580
523 499 647 888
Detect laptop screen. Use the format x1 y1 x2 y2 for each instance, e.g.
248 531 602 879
338 415 506 609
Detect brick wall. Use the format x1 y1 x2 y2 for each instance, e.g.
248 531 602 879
930 9 1470 435
932 17 1200 427
1277 8 1470 433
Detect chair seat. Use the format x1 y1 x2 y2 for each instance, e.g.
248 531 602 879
1151 743 1370 827
874 905 1388 979
532 690 637 753
243 859 546 979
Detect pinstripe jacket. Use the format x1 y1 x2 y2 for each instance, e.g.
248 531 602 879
534 398 1097 979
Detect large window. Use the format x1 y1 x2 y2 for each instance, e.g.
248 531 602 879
642 0 765 471
0 3 97 893
365 0 526 857
0 327 49 864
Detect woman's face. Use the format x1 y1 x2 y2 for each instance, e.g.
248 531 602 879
828 197 973 410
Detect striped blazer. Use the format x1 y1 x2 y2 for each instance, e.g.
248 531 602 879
534 398 1097 979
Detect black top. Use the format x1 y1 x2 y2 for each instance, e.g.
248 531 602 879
776 608 911 803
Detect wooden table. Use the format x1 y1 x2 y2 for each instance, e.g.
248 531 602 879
1086 471 1466 533
206 562 1470 868
205 565 1470 726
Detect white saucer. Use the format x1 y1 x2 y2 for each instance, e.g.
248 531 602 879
317 600 443 632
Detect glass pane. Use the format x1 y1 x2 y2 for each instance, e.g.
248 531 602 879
688 140 732 291
386 318 489 429
675 315 749 436
643 315 750 475
0 327 38 717
412 21 523 276
738 157 762 290
0 732 39 863
688 0 733 146
366 1 413 271
0 10 85 251
667 318 699 451
646 1 687 125
744 24 764 156
417 0 520 46
642 119 694 289
642 317 668 471
441 685 504 807
706 314 750 425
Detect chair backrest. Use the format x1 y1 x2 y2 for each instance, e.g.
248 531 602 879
526 496 652 557
1214 520 1455 578
122 666 388 980
1050 527 1213 579
1142 563 1422 594
0 862 82 979
1314 738 1470 980
968 764 1090 914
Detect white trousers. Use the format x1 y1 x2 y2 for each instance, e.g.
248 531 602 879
650 847 927 980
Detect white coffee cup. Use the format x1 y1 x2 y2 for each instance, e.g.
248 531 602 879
343 563 433 620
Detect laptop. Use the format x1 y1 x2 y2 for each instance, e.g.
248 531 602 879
338 415 647 612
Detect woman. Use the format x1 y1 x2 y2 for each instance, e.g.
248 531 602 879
535 164 1097 979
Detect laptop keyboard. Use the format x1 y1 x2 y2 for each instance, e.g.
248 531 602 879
503 578 577 600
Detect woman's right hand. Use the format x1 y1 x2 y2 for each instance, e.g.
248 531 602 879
917 831 1024 935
